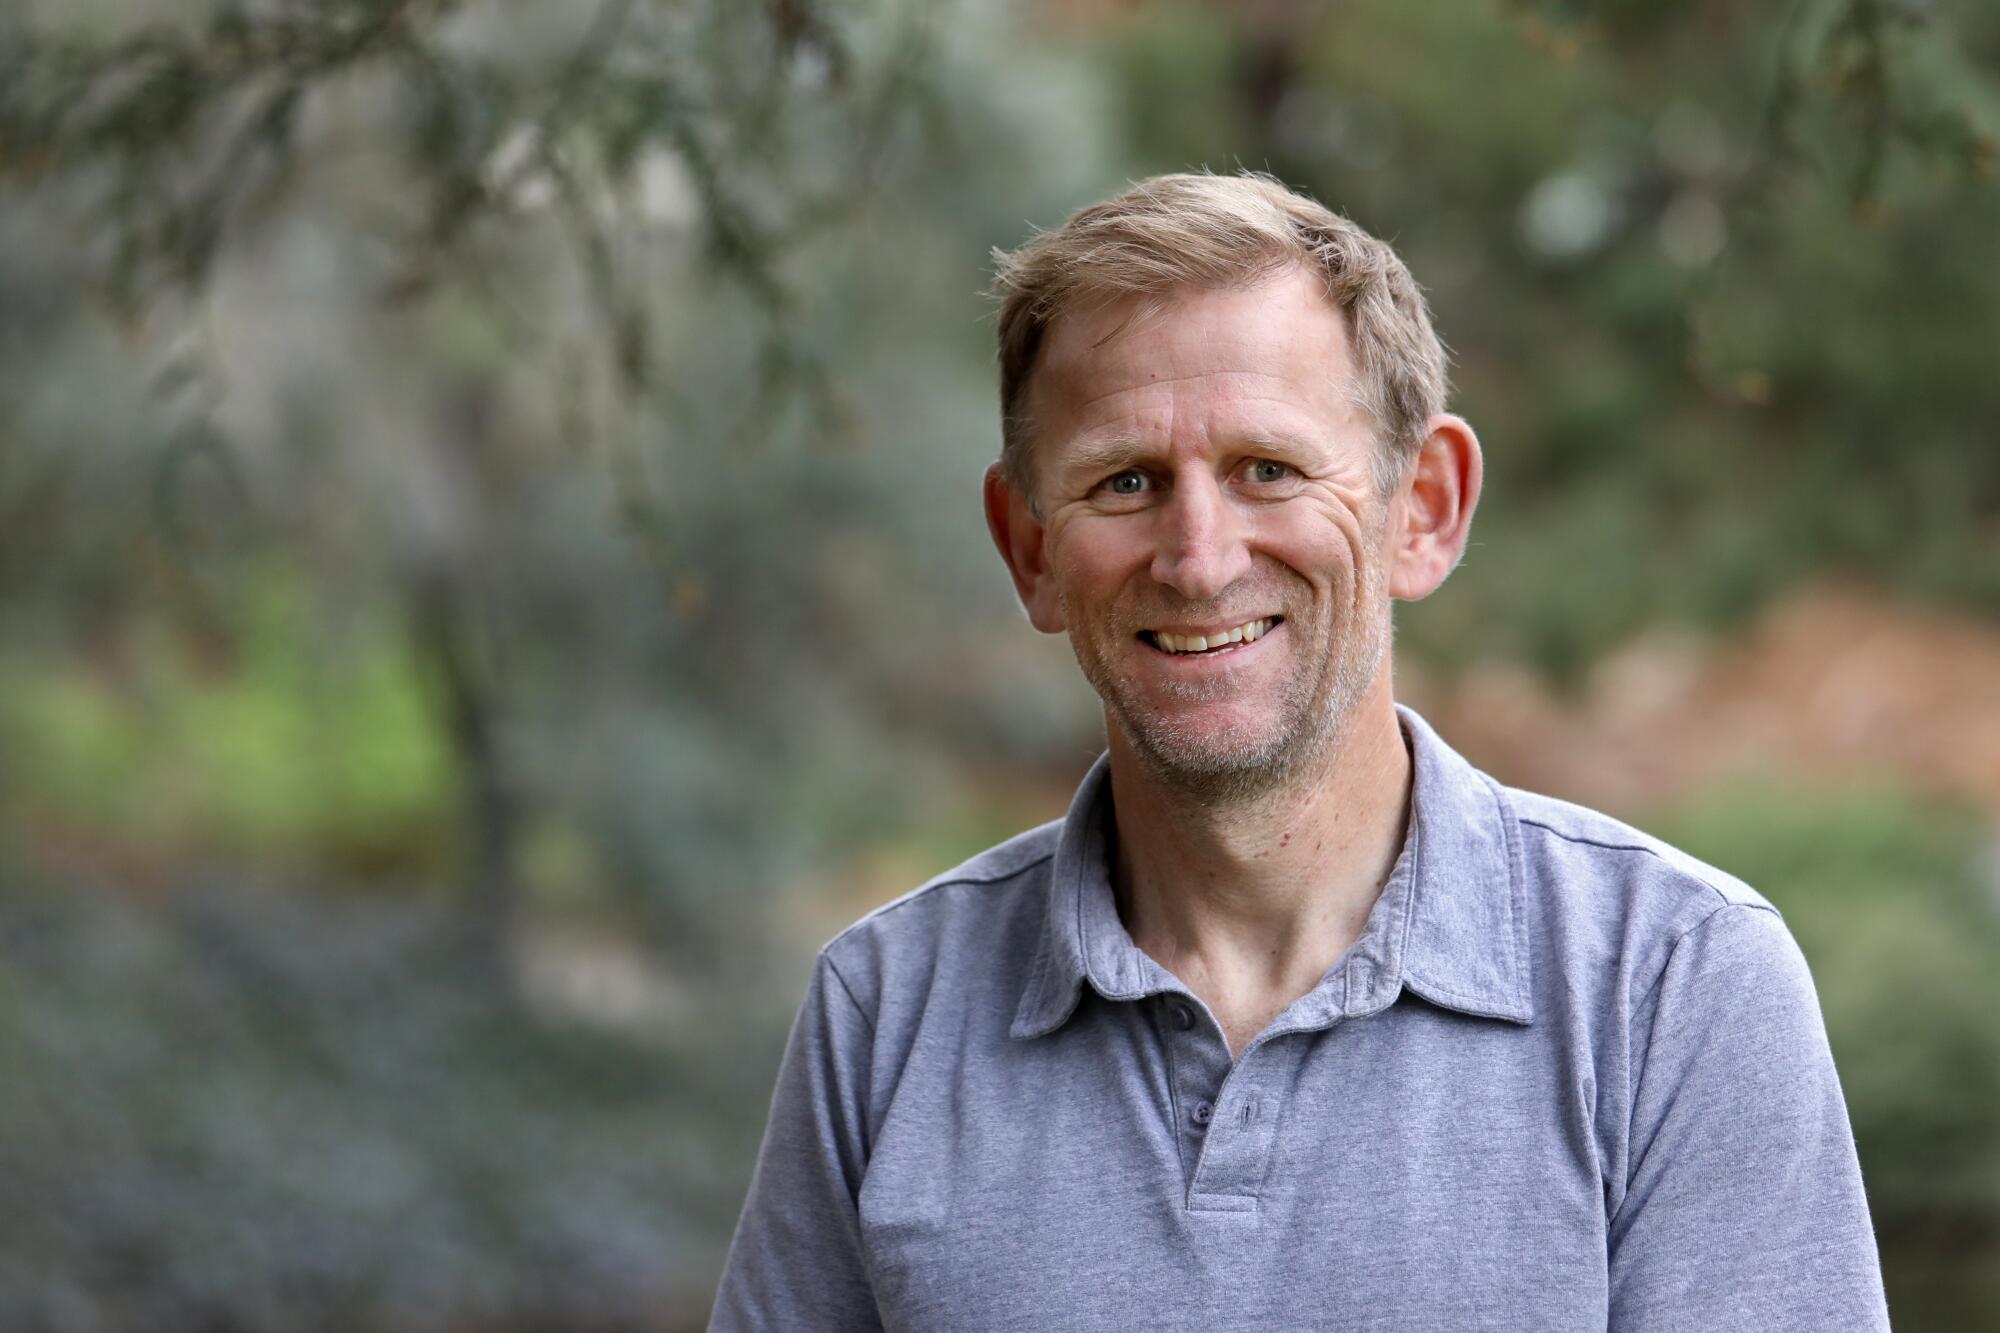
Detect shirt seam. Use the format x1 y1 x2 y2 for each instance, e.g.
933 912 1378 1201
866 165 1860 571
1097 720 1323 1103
1518 820 1726 894
827 851 1057 954
1517 817 1759 920
1627 899 1781 1034
820 952 878 1040
1618 900 1782 1208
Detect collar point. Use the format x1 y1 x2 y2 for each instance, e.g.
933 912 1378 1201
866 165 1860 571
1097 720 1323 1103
1010 973 1084 1040
1404 973 1536 1026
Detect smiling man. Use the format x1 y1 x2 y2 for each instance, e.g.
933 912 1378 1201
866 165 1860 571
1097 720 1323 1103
710 174 1889 1330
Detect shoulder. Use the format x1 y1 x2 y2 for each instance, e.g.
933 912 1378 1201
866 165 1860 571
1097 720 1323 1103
823 817 1062 955
1497 782 1797 1010
1505 781 1775 920
815 817 1062 1023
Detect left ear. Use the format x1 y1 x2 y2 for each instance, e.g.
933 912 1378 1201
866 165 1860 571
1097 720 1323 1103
1387 413 1482 601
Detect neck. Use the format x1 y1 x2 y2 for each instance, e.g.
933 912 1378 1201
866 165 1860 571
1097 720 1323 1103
1106 676 1413 1007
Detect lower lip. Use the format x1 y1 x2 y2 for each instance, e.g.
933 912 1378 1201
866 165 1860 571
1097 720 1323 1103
1140 622 1283 666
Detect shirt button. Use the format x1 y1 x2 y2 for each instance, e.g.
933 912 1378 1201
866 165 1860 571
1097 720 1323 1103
1171 1004 1195 1031
1191 1100 1214 1127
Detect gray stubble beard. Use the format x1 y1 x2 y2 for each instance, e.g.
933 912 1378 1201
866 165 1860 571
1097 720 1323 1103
1064 562 1392 809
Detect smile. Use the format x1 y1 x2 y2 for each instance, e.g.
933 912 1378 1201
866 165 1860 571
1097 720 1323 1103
1140 617 1281 656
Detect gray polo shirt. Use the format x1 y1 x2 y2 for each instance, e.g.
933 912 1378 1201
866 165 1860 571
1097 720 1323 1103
711 707 1888 1331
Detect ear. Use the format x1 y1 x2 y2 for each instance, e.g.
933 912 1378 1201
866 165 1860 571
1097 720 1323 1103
984 464 1067 633
1387 413 1483 601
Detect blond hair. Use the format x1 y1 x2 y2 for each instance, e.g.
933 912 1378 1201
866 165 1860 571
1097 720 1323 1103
991 172 1447 501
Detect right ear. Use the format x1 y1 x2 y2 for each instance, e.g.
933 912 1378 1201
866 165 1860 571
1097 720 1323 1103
983 463 1067 634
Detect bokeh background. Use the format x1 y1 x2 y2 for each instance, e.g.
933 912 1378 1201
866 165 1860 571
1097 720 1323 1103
2 0 1997 1328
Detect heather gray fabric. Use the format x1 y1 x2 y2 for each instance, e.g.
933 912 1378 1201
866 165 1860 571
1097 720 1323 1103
710 707 1888 1331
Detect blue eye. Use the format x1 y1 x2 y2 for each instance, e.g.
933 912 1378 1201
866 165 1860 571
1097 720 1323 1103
1246 460 1292 484
1106 471 1148 495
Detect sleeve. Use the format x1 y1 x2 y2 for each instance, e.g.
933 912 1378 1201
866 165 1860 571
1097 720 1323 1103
1607 903 1889 1331
708 952 883 1332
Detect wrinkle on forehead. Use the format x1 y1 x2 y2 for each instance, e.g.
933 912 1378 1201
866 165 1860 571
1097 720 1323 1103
1068 368 1316 417
1026 271 1373 454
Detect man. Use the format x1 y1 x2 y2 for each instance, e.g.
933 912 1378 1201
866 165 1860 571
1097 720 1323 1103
710 173 1889 1330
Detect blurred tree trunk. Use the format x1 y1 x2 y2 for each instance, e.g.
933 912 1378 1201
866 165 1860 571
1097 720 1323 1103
412 571 519 980
1233 0 1316 182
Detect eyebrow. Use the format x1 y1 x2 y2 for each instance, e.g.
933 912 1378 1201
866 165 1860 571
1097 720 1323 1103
1238 428 1325 456
1055 427 1325 479
1055 434 1151 478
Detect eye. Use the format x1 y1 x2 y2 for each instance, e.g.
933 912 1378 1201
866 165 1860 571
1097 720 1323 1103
1104 470 1150 496
1244 459 1295 484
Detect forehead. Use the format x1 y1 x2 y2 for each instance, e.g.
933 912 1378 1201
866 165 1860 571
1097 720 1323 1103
1025 266 1363 454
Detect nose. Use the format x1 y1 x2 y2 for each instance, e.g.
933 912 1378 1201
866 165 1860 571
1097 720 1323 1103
1149 473 1252 601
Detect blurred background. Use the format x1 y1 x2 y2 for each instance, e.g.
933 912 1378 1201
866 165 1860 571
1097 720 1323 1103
1 0 1996 1328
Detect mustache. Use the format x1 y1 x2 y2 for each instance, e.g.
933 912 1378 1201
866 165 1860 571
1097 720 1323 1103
1109 591 1294 630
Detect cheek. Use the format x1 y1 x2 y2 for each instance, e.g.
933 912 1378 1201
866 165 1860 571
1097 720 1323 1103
1051 520 1150 592
1263 508 1368 589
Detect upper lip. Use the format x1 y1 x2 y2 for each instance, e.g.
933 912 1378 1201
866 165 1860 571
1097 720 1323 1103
1142 615 1281 636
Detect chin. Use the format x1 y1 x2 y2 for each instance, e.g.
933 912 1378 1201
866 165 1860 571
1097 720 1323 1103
1119 714 1317 799
1132 747 1308 804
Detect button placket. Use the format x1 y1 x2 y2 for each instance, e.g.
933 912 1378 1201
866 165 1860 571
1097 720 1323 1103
1185 1042 1293 1210
1159 995 1231 1197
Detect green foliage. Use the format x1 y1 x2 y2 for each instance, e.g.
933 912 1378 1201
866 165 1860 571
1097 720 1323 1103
0 571 452 871
0 879 747 1331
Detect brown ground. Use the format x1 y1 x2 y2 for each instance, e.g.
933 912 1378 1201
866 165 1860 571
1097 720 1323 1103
1399 580 2000 819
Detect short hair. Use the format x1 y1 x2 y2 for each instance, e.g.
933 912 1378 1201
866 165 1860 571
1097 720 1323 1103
991 171 1447 502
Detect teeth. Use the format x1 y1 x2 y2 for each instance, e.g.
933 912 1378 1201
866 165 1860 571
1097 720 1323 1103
1153 618 1275 654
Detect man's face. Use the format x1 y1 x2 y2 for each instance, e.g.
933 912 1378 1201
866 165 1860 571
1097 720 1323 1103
1005 267 1400 797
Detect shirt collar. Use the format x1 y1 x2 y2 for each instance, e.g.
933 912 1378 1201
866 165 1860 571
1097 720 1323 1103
1009 704 1534 1040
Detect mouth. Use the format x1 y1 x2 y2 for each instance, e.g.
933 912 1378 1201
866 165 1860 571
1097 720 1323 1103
1138 616 1282 658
